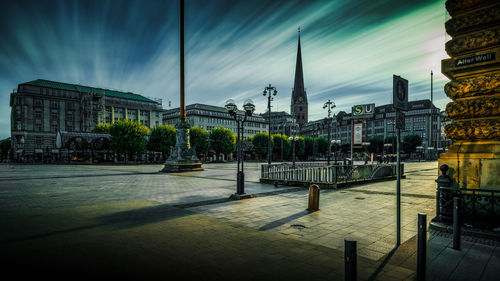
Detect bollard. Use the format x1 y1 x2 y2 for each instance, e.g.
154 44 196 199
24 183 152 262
345 238 357 281
435 164 452 221
417 213 427 281
307 184 320 211
453 197 461 250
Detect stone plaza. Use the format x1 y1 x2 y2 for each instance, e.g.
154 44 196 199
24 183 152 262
1 161 498 280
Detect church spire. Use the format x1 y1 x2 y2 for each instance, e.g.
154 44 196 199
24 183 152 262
291 26 308 126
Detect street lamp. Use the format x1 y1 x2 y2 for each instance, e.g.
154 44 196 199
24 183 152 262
331 139 341 164
323 99 336 165
289 136 299 168
263 84 277 165
225 98 255 200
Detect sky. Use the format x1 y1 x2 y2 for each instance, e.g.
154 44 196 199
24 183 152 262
0 0 451 139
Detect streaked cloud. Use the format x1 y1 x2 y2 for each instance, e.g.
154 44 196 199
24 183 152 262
0 0 449 139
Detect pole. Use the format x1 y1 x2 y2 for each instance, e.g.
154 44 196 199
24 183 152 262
344 238 357 281
350 121 354 168
268 94 271 165
453 197 461 250
396 126 401 246
328 120 331 165
417 213 427 281
237 119 241 194
179 0 186 121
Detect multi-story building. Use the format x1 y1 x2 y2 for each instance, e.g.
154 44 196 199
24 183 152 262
163 103 268 138
10 79 164 162
260 111 299 136
301 99 442 156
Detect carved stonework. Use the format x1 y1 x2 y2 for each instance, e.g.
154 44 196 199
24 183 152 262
444 119 500 140
446 0 492 17
446 96 500 119
445 5 500 36
444 73 500 100
445 27 500 57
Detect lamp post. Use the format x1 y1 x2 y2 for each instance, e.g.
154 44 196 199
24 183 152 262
289 136 299 168
332 139 341 164
263 84 277 164
323 99 336 165
225 98 255 200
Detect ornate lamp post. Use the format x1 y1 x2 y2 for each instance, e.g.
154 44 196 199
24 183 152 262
225 99 255 200
331 139 341 164
323 99 336 165
263 84 277 164
289 136 299 168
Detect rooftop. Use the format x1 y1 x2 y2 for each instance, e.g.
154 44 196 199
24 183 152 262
21 79 159 104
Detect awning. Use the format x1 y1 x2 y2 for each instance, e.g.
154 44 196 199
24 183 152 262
15 149 23 153
51 149 59 153
35 149 43 153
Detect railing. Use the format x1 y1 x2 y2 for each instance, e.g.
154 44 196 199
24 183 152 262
438 186 500 229
260 163 401 185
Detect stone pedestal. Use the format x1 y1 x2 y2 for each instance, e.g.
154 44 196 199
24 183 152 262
160 119 203 173
439 0 500 190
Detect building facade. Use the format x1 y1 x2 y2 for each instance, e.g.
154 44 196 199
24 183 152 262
10 79 163 162
260 111 299 136
301 100 443 156
163 103 268 138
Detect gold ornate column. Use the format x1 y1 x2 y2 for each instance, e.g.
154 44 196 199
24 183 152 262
440 0 500 189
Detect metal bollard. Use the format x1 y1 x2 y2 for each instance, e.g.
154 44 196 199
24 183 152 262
417 213 427 281
345 238 357 281
307 184 320 211
453 197 461 250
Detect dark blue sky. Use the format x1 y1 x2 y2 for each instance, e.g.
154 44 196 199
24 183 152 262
0 0 449 139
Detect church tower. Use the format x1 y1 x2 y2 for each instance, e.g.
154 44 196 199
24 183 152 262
291 27 308 127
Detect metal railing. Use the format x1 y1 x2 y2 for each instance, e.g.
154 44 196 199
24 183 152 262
260 163 400 185
437 186 500 229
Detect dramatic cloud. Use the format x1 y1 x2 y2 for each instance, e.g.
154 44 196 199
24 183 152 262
0 0 449 139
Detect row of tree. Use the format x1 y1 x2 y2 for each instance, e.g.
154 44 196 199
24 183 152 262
92 119 423 161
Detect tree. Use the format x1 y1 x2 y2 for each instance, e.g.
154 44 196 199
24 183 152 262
109 119 150 159
252 132 272 159
304 137 318 159
403 135 422 154
272 134 291 160
385 136 397 154
147 124 176 158
190 126 209 158
368 137 384 154
316 138 328 156
295 137 306 159
209 127 235 160
92 123 111 133
0 138 11 159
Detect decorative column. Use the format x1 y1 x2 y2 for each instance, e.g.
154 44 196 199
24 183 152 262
439 0 500 189
161 0 202 172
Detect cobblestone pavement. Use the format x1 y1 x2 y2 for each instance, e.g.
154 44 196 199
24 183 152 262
188 163 438 262
1 161 479 280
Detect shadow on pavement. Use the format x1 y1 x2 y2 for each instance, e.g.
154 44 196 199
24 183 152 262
258 210 311 231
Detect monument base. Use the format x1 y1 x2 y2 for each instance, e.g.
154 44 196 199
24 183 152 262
229 193 252 200
438 140 500 189
161 160 203 173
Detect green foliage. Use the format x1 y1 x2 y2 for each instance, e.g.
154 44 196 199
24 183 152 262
368 137 384 153
0 138 11 155
272 134 291 160
403 135 422 154
92 123 111 133
252 132 272 158
295 136 305 158
304 137 318 157
209 127 235 157
316 138 328 155
147 124 176 155
190 126 209 157
109 119 150 155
